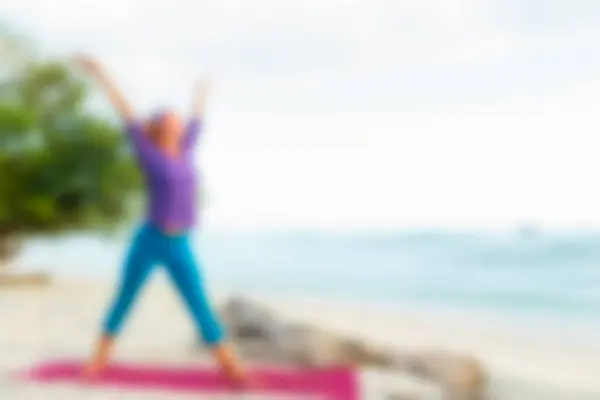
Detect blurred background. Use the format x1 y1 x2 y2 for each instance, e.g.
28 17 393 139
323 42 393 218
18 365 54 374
2 0 600 398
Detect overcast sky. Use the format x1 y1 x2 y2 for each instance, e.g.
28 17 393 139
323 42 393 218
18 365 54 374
3 0 600 230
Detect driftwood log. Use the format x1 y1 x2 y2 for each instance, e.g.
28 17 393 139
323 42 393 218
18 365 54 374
217 297 488 400
0 272 51 288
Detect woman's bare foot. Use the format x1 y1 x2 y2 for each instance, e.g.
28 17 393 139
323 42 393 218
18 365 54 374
211 343 258 389
82 335 114 379
81 359 107 379
221 367 261 390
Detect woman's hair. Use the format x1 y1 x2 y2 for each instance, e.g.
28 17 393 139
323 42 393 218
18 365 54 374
144 111 166 144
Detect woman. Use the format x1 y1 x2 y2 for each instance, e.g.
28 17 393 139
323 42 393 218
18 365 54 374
75 56 248 385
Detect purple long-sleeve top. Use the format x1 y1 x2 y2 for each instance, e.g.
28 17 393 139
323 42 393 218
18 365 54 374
126 118 201 231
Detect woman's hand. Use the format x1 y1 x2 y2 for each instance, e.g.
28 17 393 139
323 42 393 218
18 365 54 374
182 77 212 149
73 54 133 120
74 54 102 75
193 77 211 117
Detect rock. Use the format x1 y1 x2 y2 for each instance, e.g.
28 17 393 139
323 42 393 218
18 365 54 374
362 369 443 400
219 297 304 363
220 298 394 368
338 337 396 368
220 296 280 340
399 350 488 400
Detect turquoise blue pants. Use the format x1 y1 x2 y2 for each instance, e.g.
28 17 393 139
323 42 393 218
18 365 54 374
102 224 225 346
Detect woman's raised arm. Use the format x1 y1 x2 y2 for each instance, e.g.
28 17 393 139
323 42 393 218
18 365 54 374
74 55 158 163
74 55 135 121
183 78 210 150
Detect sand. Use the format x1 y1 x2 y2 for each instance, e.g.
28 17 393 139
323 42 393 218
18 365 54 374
1 277 600 399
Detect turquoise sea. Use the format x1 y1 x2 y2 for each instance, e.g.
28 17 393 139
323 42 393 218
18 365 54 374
13 229 600 348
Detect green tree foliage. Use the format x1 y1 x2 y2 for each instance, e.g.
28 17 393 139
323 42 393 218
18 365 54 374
0 31 142 264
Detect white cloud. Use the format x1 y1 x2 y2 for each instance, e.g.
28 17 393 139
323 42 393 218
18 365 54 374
4 0 600 71
0 0 501 68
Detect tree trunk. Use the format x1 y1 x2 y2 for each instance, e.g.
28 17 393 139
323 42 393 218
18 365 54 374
0 235 21 269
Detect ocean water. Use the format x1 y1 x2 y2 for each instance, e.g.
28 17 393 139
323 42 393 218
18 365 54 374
12 228 600 346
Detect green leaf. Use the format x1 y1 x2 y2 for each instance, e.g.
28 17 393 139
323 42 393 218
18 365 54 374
0 32 143 260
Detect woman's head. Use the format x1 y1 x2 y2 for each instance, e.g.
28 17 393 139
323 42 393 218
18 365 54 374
145 109 184 148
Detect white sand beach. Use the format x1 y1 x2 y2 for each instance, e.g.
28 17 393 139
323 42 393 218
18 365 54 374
1 277 600 399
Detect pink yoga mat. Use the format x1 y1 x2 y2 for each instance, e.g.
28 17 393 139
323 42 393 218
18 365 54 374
19 360 358 400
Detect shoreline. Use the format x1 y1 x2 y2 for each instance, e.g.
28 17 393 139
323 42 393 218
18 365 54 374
2 276 600 399
13 265 600 329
